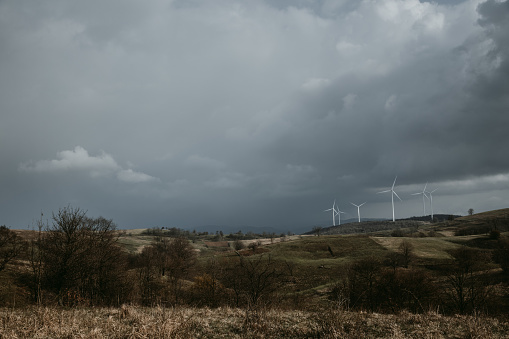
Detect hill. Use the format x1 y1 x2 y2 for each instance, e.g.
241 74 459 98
304 219 425 236
404 214 461 222
183 224 284 235
436 208 509 236
303 213 476 236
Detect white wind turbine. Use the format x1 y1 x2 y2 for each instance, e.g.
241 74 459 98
377 176 402 222
335 207 346 225
350 202 366 223
411 182 429 216
425 188 438 221
324 200 338 226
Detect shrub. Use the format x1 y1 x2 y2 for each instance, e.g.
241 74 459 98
233 240 245 251
391 229 405 237
489 229 501 240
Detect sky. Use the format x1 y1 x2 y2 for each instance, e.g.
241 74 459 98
1 0 508 233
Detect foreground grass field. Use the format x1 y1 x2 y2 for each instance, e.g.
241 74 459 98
1 305 508 338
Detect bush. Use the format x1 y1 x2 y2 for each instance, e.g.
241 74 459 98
233 240 245 251
391 229 405 237
489 230 501 240
0 225 24 273
455 225 491 236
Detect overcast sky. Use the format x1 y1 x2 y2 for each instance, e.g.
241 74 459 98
1 0 508 233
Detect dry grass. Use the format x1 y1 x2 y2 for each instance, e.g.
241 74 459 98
203 241 230 248
371 236 462 260
0 306 508 338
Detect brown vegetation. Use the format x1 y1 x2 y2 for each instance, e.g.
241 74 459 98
2 207 509 337
0 305 508 338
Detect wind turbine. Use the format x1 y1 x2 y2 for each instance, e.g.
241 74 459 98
324 200 338 226
425 188 438 221
377 176 402 222
411 182 429 216
350 202 366 223
335 207 346 225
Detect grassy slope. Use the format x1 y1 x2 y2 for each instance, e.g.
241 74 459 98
267 235 388 265
438 208 509 232
371 236 461 260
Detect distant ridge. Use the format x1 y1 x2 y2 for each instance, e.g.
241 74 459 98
183 224 283 235
303 219 424 236
340 217 388 224
304 208 509 236
304 215 460 236
403 214 461 222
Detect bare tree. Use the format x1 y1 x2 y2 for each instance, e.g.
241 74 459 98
495 237 509 279
348 256 382 311
398 240 414 268
220 254 286 308
27 214 45 304
468 208 474 216
190 258 228 307
39 206 129 305
0 226 24 273
144 237 196 304
313 226 323 237
136 245 163 305
445 247 491 314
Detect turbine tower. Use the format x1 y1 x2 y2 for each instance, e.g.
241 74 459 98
350 202 366 223
324 200 338 226
426 188 438 221
377 176 402 222
411 182 429 216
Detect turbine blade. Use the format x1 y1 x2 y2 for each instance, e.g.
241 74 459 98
411 192 421 195
360 202 366 207
377 190 391 194
392 176 398 189
393 190 402 201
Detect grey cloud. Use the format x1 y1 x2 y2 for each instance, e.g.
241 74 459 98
475 0 509 99
20 146 159 184
20 146 119 175
117 169 160 183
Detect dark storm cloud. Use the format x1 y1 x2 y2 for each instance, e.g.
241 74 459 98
475 0 509 99
1 0 508 231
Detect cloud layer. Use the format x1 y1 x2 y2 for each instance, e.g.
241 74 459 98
1 0 508 232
